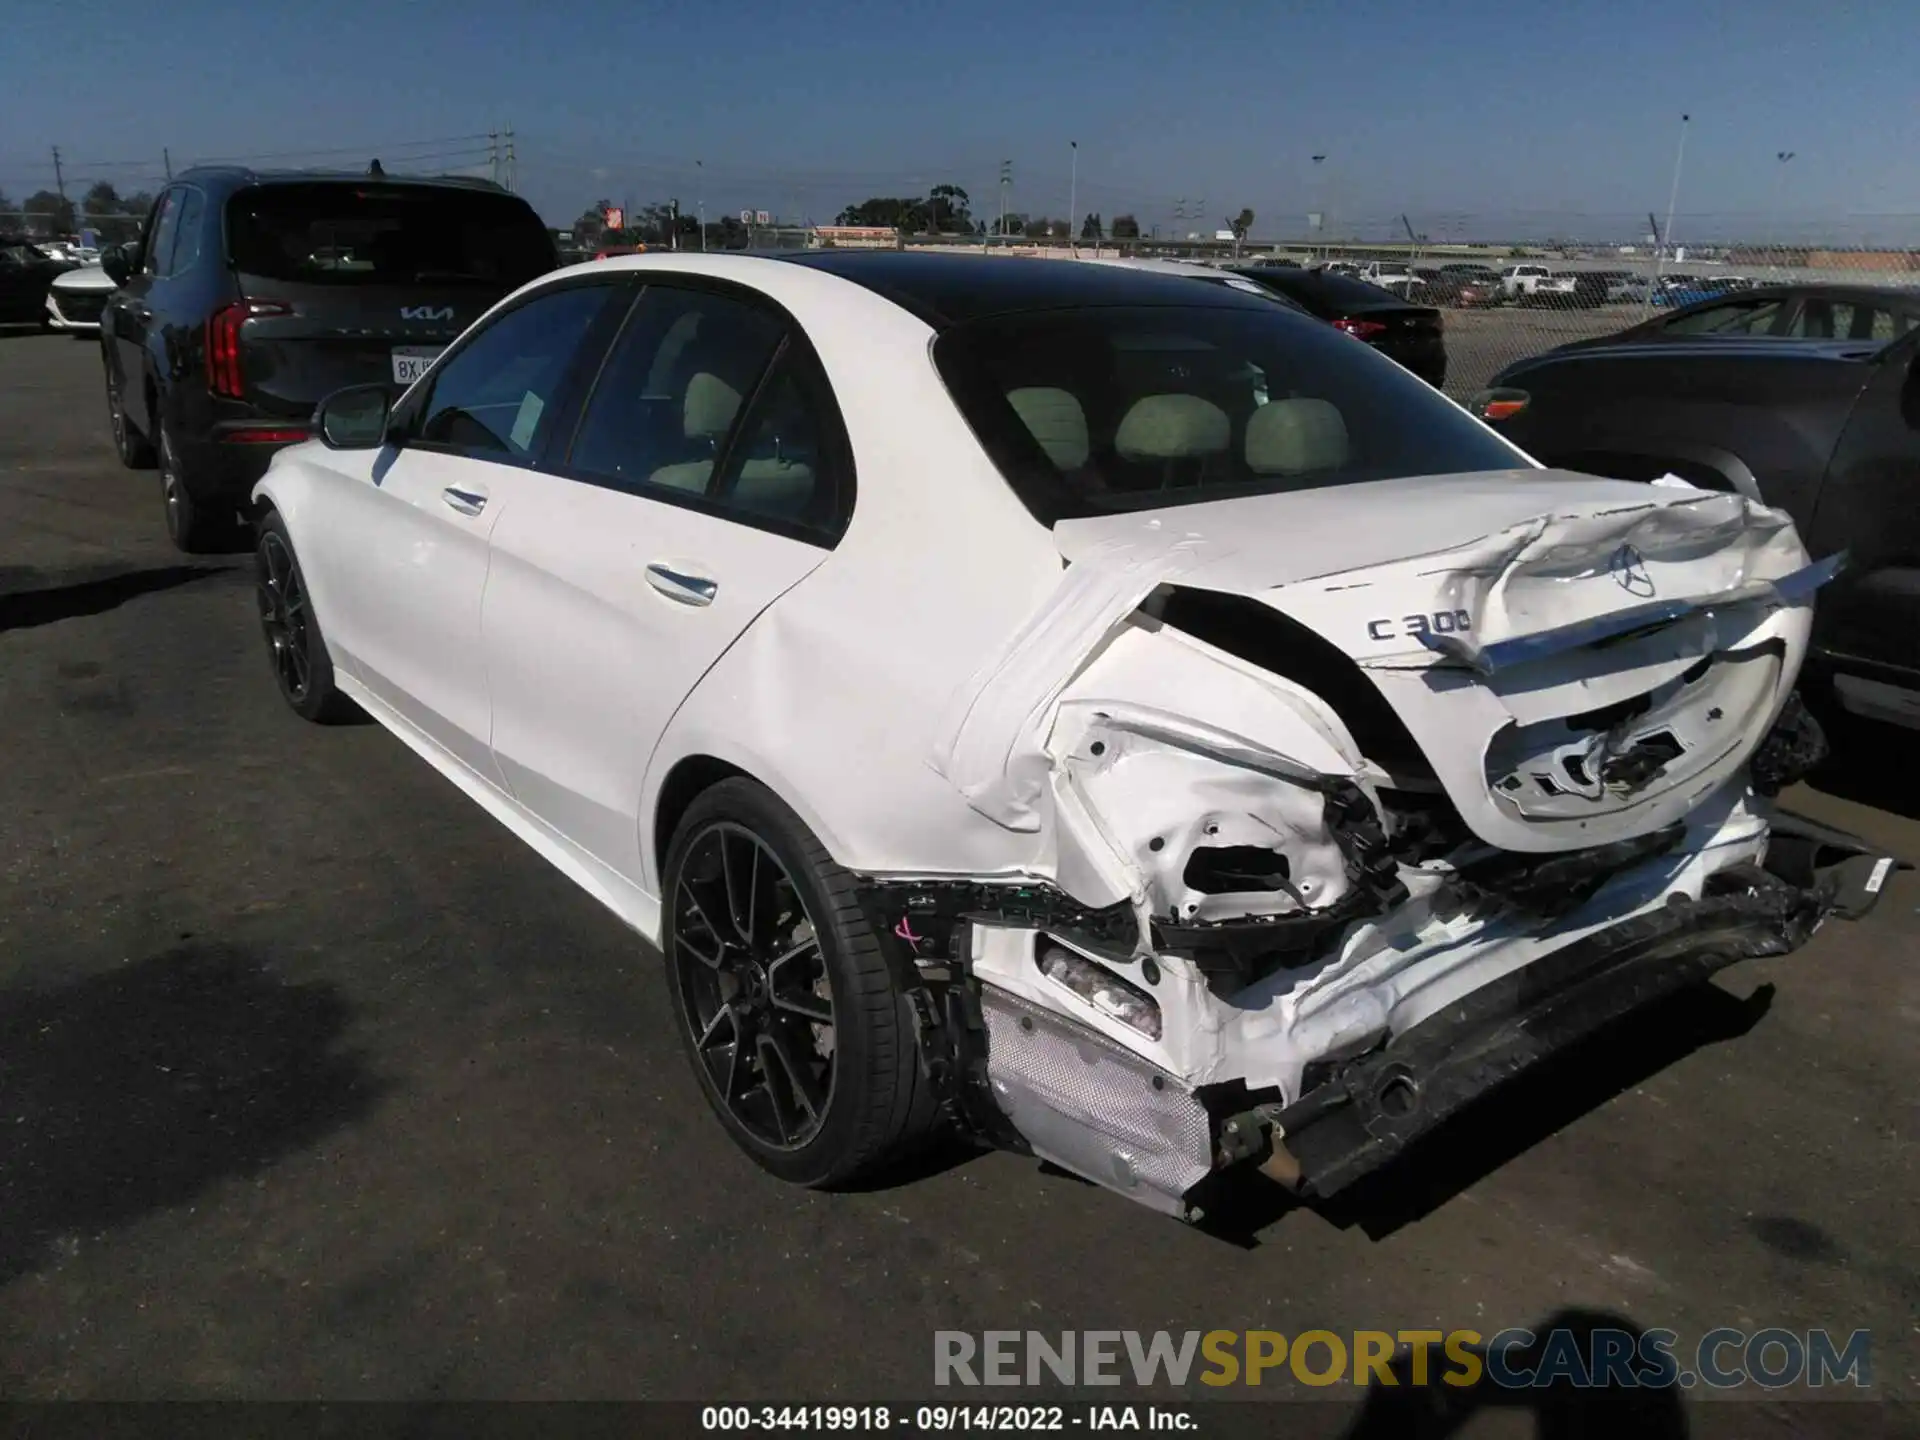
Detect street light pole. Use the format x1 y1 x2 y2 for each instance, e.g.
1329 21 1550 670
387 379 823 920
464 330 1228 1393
1068 140 1078 255
1656 113 1689 285
1763 150 1794 274
697 159 705 251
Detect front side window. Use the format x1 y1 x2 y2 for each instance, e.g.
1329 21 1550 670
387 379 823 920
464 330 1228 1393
566 285 786 495
935 303 1529 527
414 285 613 457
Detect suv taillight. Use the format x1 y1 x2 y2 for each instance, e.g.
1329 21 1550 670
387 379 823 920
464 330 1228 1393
205 301 289 397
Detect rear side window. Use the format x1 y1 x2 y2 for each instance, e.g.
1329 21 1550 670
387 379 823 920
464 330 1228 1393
1662 298 1785 336
169 189 205 275
566 285 787 495
934 304 1528 526
143 190 182 276
226 183 556 288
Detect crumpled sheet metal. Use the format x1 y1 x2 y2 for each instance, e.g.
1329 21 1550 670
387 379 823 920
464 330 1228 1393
928 523 1231 832
1402 491 1804 657
928 487 1808 832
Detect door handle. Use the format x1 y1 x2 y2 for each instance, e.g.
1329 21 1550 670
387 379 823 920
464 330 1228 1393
645 563 717 607
441 486 487 516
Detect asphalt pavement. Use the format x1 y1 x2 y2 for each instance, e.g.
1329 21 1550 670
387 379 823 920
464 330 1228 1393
0 330 1915 1431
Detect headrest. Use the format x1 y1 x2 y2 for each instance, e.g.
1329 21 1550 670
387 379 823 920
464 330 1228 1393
1245 398 1349 475
1114 394 1230 461
1007 387 1090 469
683 373 742 440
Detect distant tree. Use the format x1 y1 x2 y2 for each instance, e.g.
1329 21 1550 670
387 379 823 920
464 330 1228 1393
81 181 126 217
928 183 972 233
837 197 921 230
1230 208 1255 242
23 190 76 238
1025 216 1054 239
988 213 1027 237
1110 213 1141 240
1080 212 1103 241
572 200 615 246
707 215 750 249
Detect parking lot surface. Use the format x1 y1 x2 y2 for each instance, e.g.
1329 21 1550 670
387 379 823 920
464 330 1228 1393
0 331 1915 1425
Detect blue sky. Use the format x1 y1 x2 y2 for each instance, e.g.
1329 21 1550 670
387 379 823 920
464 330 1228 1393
4 0 1917 242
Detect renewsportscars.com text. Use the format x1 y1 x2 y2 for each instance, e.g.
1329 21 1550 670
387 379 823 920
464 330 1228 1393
933 1328 1872 1391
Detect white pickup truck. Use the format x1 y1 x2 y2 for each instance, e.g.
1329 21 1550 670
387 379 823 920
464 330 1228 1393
1501 263 1576 301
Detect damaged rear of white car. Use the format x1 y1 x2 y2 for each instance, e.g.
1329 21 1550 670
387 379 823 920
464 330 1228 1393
778 267 1895 1219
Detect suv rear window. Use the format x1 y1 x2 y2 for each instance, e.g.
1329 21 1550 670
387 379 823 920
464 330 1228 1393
934 304 1528 526
226 182 555 287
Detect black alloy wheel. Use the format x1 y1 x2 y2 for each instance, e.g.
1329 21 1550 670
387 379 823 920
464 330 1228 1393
257 528 315 707
253 512 353 723
660 778 943 1187
671 821 838 1153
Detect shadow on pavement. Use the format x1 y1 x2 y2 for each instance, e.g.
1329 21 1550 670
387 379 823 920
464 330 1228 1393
0 563 228 634
1805 710 1920 822
1194 979 1775 1248
0 942 386 1285
1340 1308 1687 1439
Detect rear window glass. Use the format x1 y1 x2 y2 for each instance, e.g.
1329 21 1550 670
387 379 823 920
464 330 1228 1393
934 304 1528 526
226 183 555 287
1313 271 1410 306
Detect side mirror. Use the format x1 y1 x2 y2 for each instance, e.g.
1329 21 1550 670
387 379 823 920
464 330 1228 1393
100 243 135 287
314 384 394 450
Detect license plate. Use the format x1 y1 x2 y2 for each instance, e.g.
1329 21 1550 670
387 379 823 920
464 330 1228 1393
391 346 442 385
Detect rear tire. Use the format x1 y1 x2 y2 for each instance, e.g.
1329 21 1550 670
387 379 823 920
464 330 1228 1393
106 365 155 469
662 777 942 1188
159 419 234 554
255 510 356 724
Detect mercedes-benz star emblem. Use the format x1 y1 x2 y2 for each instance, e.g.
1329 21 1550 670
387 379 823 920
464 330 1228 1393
1608 544 1656 598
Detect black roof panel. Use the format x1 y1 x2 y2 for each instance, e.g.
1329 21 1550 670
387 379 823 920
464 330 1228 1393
776 250 1276 327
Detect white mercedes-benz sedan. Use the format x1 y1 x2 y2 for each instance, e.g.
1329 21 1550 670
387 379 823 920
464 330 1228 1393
252 251 1889 1218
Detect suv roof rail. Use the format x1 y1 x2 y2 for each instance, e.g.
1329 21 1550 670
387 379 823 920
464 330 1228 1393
173 163 511 194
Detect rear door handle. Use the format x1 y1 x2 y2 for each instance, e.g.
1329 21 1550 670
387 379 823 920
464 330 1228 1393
441 486 487 516
645 563 717 607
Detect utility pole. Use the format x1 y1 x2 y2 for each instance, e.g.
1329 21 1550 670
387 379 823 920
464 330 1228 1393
162 147 173 180
50 146 67 202
504 128 515 192
670 198 680 251
488 131 499 186
697 159 705 251
998 159 1012 247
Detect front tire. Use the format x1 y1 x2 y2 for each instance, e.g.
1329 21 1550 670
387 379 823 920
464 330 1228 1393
662 778 941 1188
255 511 356 724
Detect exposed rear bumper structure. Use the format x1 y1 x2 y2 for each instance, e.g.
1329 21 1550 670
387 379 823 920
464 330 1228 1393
1219 813 1893 1200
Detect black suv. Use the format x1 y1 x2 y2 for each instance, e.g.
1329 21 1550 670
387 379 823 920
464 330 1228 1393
1476 329 1920 722
100 165 557 550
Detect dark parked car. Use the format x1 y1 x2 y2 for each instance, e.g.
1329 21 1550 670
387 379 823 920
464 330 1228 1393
1549 284 1920 353
1227 265 1447 387
100 165 558 551
1421 263 1505 309
0 236 78 324
1474 329 1920 725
